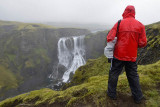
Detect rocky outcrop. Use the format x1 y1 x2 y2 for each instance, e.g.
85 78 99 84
138 21 160 64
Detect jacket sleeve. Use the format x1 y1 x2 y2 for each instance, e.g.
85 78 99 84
138 25 147 48
107 22 118 42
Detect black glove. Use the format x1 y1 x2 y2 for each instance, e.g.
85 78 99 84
108 58 112 63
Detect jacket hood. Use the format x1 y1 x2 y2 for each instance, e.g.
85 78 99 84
122 5 135 19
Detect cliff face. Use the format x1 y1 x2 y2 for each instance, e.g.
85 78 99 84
0 20 90 101
85 31 108 59
138 21 160 64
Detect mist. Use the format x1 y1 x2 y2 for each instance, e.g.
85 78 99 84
0 0 160 26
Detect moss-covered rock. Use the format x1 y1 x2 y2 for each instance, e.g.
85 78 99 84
0 56 159 107
138 21 160 64
0 65 18 91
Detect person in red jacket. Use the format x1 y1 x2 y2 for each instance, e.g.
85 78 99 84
106 5 147 104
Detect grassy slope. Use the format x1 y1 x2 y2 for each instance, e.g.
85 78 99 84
146 21 160 50
0 56 159 107
0 65 18 91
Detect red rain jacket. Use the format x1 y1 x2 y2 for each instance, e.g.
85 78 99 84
107 5 147 62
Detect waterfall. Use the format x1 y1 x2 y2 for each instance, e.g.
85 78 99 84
49 35 86 84
61 36 86 82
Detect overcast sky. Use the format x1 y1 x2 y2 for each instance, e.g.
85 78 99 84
0 0 160 26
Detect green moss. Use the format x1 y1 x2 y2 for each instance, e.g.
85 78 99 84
139 22 160 64
0 57 160 106
7 54 16 62
146 21 160 30
23 48 51 69
117 74 130 93
25 59 35 68
34 48 51 64
145 90 160 107
0 75 108 106
0 65 18 90
0 93 26 107
0 20 56 31
138 60 160 82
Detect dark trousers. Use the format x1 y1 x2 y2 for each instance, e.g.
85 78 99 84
107 58 143 101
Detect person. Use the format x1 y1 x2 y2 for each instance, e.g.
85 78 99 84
106 5 147 104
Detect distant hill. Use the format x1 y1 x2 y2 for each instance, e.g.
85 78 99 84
43 22 112 31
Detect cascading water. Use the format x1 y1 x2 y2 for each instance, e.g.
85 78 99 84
61 36 86 82
49 35 86 87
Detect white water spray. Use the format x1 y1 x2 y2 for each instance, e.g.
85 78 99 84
50 35 86 83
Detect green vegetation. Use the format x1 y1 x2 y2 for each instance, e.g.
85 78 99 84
0 56 23 93
0 65 18 90
138 21 160 64
0 20 56 30
0 20 159 106
0 20 91 101
146 21 160 48
34 48 51 64
84 31 107 59
138 60 160 83
0 20 57 100
146 21 160 30
0 56 159 107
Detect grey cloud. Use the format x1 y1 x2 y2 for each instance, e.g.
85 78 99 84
0 0 160 26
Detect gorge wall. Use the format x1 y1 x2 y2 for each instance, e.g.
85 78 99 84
0 20 90 100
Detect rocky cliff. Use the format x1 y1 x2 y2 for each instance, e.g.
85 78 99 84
85 31 107 59
138 21 160 64
0 20 90 101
